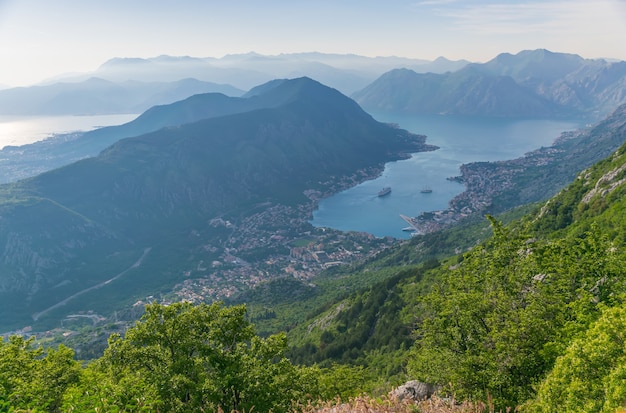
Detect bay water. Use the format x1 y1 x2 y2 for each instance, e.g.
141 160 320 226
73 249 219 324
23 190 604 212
311 113 582 239
0 113 583 240
0 114 138 149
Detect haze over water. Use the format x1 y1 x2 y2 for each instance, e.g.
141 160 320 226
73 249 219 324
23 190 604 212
0 112 583 240
311 113 582 239
0 114 138 149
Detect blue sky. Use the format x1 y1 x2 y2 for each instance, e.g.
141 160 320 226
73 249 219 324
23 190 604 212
0 0 625 86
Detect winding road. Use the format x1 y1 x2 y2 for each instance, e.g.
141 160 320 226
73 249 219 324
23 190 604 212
32 247 151 321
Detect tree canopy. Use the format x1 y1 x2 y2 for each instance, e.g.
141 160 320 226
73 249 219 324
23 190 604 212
409 218 625 409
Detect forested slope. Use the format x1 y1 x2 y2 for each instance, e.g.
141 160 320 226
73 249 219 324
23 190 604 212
2 135 626 412
4 80 626 413
288 133 626 411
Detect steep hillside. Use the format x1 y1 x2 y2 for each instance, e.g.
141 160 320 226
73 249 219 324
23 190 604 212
353 67 562 117
0 76 380 183
354 49 626 119
0 77 433 330
285 108 626 410
409 137 626 408
449 103 626 216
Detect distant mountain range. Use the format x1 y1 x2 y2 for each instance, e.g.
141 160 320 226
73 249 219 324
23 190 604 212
353 49 626 119
0 77 433 329
0 77 244 116
5 49 622 120
0 75 431 183
0 53 469 116
72 52 470 94
352 66 561 117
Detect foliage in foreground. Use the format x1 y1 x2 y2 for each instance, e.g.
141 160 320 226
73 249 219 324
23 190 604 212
0 302 373 413
0 336 80 412
67 302 315 413
409 217 626 411
527 305 626 413
403 140 626 411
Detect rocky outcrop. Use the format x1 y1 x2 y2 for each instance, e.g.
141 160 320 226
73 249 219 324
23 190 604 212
389 380 438 402
581 162 626 204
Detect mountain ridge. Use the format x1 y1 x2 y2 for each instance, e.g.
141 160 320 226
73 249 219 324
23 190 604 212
352 66 561 117
0 77 366 184
280 102 626 410
0 77 434 329
353 49 626 119
0 77 244 116
37 52 470 97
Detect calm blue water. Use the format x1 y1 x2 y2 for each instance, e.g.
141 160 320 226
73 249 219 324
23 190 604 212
0 114 138 149
311 113 582 239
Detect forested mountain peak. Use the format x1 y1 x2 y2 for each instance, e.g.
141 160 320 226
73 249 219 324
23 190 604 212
0 77 433 330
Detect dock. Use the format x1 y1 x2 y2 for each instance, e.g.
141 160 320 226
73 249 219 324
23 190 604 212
399 214 422 234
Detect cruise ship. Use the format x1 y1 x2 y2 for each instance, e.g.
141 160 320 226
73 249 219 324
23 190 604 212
378 187 391 197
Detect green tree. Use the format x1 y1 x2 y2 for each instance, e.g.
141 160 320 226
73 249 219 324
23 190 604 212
409 218 625 409
0 336 80 413
527 305 626 413
315 363 370 400
0 335 38 412
62 362 161 412
410 219 543 406
99 302 313 412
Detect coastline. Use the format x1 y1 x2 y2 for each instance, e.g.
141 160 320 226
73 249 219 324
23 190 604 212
403 109 626 236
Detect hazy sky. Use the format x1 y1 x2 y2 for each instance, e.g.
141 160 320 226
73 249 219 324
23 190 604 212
1 0 625 87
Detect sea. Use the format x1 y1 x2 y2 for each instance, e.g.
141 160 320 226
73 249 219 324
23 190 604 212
311 112 583 239
0 114 138 149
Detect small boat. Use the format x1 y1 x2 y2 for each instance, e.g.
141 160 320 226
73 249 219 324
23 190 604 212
378 187 391 197
420 186 433 193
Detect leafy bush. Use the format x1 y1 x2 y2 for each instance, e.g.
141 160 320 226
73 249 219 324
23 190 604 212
0 336 80 413
526 305 626 413
90 302 314 413
409 218 625 409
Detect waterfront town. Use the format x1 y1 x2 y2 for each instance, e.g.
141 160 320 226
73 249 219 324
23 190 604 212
3 138 572 345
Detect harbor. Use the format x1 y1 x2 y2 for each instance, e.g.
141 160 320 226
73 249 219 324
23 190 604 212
311 113 581 239
400 208 464 236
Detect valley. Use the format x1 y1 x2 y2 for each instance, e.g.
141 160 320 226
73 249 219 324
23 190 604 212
31 247 152 322
7 102 619 351
0 77 436 332
170 179 398 303
2 46 626 412
3 84 622 339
